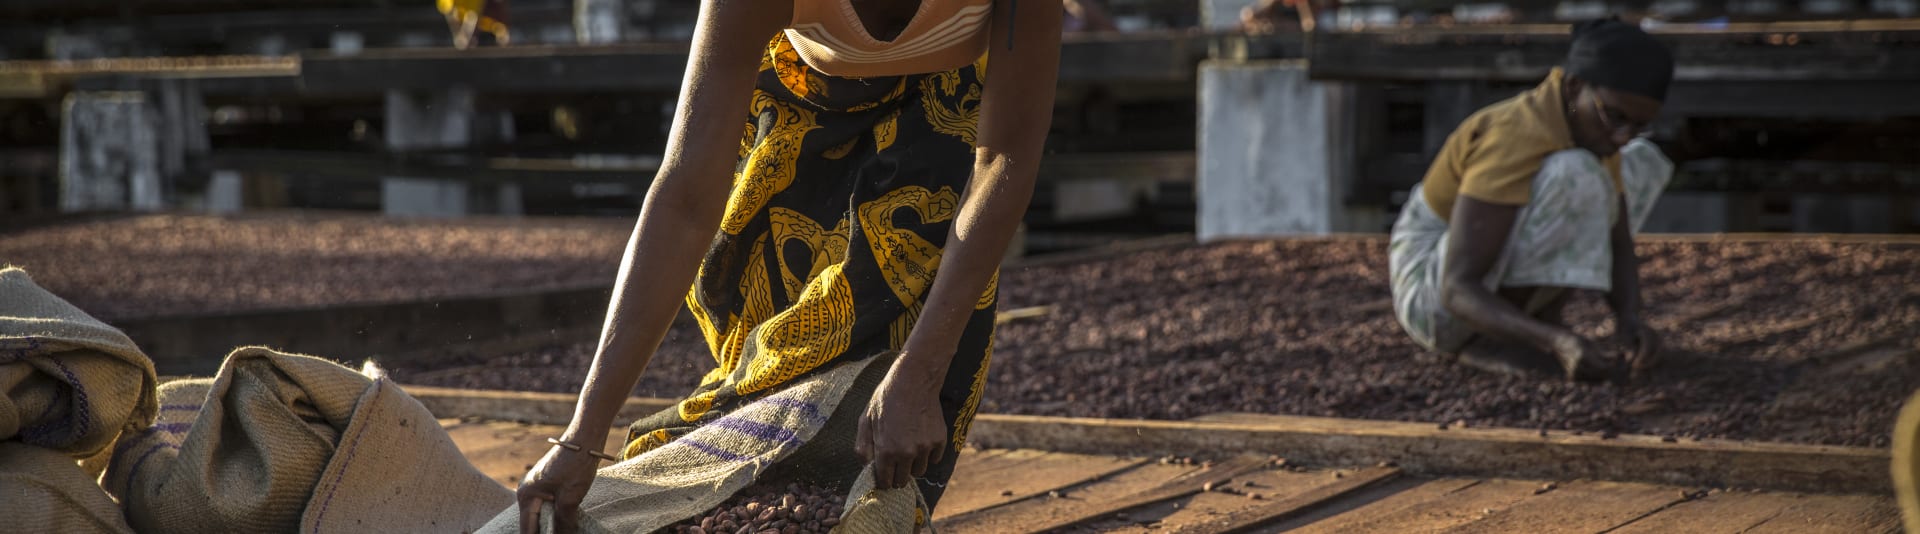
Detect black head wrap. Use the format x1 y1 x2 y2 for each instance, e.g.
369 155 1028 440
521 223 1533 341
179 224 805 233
1565 17 1675 101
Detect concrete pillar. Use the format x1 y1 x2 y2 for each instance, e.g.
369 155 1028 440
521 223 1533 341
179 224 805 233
384 87 476 152
1199 60 1364 239
1200 0 1262 30
382 177 470 217
383 87 478 216
497 183 524 216
207 170 243 214
331 32 366 55
152 79 209 194
60 92 162 212
576 0 626 44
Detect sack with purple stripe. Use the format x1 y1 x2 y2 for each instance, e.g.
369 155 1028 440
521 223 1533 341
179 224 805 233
479 351 922 533
1 266 157 534
104 348 513 534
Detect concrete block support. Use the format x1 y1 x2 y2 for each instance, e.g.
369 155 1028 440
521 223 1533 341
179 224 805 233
1200 0 1262 30
576 0 626 44
152 79 209 191
1199 60 1368 239
382 177 471 217
385 87 476 152
60 92 162 212
381 86 482 216
207 170 244 214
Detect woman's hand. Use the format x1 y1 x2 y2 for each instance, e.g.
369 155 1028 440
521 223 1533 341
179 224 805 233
515 443 604 534
855 359 948 491
1619 317 1663 379
1550 332 1614 383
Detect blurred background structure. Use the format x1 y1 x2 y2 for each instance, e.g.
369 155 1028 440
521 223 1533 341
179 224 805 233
5 0 1919 247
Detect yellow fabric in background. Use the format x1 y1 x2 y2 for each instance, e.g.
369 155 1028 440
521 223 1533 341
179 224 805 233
436 0 509 41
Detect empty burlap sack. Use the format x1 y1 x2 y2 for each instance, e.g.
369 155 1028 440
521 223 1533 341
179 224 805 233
834 463 929 534
105 347 512 534
478 352 911 534
1892 388 1920 533
0 266 158 456
1 266 155 534
0 441 136 534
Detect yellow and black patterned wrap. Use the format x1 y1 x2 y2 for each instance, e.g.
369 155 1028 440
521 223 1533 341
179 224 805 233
624 35 997 508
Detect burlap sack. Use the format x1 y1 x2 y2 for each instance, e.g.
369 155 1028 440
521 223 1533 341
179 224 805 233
834 465 929 534
0 441 136 534
0 266 158 456
1892 388 1920 534
479 352 906 534
105 347 512 534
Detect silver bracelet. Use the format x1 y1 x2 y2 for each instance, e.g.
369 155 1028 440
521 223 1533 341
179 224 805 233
547 437 620 462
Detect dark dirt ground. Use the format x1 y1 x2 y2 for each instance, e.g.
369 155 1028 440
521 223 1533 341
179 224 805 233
8 214 1917 447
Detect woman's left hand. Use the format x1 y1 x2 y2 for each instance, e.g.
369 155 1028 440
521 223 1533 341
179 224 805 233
1619 317 1662 379
856 360 948 490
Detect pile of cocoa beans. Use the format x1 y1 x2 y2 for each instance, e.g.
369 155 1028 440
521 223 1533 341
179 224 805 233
664 482 847 534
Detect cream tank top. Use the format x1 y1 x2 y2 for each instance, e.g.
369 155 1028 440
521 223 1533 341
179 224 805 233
785 0 995 78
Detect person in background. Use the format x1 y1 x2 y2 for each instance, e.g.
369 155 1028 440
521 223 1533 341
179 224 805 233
439 0 511 49
511 0 1063 531
1240 0 1322 33
1388 18 1676 382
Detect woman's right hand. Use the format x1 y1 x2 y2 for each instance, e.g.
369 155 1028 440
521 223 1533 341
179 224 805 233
1550 333 1612 383
515 442 605 534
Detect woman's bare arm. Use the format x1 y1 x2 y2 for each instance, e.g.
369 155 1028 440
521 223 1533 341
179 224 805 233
857 0 1064 490
559 0 789 453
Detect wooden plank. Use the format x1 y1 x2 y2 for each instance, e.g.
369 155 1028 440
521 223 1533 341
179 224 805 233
1435 480 1689 533
293 33 1230 95
1286 478 1545 533
946 449 1058 483
1742 493 1902 534
1167 466 1402 534
1072 467 1349 533
962 412 1890 494
299 44 693 94
952 448 1014 471
1608 491 1833 534
1309 27 1920 83
1279 478 1485 534
1018 455 1271 533
933 463 1204 532
408 387 1891 494
937 451 1151 521
1665 81 1920 119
